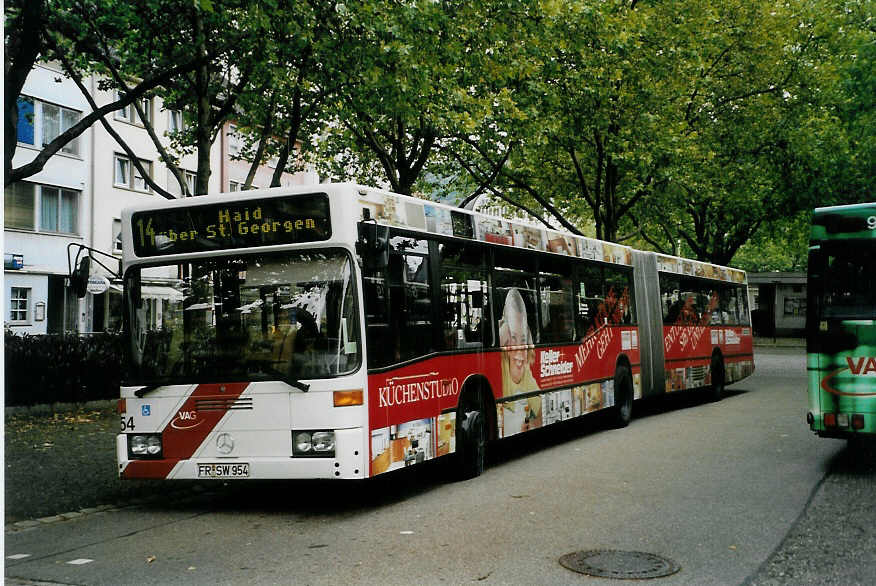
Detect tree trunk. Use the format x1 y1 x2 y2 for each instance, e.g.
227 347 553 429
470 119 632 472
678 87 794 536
193 8 211 195
5 1 44 182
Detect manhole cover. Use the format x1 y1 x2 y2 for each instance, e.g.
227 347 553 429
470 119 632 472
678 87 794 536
559 549 681 579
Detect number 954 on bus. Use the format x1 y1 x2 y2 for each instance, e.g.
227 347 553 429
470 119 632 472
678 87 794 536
197 463 250 479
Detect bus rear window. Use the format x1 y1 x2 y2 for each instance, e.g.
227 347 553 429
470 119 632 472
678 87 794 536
819 244 876 318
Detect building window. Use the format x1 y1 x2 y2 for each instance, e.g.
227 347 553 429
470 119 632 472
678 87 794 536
166 168 196 197
228 124 241 156
114 154 152 192
228 181 257 192
4 182 35 230
10 287 31 324
168 109 184 133
16 96 80 155
39 186 78 234
182 170 196 195
17 97 35 145
113 218 123 253
114 92 152 125
4 182 79 234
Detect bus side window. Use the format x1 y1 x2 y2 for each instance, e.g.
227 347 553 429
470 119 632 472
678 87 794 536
363 267 392 368
603 265 634 325
493 249 538 347
738 285 751 325
399 252 433 362
575 263 604 337
439 242 489 350
539 272 574 343
659 275 681 325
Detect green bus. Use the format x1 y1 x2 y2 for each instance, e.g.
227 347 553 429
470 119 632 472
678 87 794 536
806 202 876 440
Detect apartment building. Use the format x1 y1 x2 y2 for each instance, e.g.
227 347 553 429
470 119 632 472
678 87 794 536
5 63 318 335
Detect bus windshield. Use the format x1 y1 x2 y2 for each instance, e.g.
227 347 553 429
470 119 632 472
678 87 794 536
125 249 361 385
816 242 876 319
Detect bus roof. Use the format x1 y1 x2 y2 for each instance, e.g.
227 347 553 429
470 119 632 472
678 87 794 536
355 185 746 284
813 201 876 215
121 183 747 284
811 202 876 242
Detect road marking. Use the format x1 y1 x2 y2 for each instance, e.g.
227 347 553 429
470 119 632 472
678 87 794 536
67 558 94 565
7 554 31 560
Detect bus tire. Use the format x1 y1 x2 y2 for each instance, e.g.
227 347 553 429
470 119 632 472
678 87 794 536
610 364 633 428
709 354 725 402
455 393 486 480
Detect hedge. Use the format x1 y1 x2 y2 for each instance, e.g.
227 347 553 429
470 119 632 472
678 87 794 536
4 329 125 407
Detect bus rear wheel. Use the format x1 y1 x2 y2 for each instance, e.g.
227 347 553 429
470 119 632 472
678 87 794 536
709 355 725 402
455 392 486 480
609 364 633 428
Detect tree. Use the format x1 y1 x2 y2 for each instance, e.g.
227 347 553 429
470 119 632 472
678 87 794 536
230 1 344 189
634 0 874 265
313 0 495 195
98 0 273 195
441 0 868 268
4 0 204 188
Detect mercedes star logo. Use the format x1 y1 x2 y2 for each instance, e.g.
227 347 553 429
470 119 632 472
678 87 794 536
216 433 234 455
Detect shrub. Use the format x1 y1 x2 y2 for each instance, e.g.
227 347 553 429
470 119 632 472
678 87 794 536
4 329 125 406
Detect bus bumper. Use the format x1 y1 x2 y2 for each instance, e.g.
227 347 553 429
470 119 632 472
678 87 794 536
809 411 876 438
117 427 366 480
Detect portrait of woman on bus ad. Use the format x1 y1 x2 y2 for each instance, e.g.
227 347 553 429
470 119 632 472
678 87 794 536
498 288 539 394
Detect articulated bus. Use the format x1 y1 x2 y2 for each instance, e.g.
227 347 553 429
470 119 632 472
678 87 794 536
117 183 754 480
806 202 876 440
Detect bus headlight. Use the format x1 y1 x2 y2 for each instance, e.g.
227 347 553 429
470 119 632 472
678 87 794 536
128 434 163 459
292 430 335 457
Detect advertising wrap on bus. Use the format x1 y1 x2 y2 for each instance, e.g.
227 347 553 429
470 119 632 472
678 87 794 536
367 332 642 475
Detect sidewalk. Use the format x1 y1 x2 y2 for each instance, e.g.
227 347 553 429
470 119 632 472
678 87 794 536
754 337 805 348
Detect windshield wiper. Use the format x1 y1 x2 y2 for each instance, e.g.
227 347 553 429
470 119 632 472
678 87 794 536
255 365 310 392
285 378 310 392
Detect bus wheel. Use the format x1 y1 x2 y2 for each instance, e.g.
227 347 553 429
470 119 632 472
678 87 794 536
610 364 633 428
709 355 725 402
455 393 486 480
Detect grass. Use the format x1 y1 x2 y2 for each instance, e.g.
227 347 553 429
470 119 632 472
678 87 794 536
4 406 162 524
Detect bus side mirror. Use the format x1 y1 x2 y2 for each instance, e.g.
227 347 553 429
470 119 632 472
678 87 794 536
70 256 91 298
357 221 389 270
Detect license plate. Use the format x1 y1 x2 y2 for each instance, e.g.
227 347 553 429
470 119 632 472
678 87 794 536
197 463 250 478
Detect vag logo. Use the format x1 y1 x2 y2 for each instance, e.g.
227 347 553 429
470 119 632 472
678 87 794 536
847 356 876 375
170 410 202 430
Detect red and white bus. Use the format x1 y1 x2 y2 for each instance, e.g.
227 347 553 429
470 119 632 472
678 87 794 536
116 183 754 480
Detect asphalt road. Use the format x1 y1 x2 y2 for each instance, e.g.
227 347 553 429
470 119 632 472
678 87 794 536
5 346 875 585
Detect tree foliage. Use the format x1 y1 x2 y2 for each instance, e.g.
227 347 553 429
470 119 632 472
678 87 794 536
6 0 871 269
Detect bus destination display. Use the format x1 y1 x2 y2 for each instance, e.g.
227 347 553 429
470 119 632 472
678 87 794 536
131 193 331 256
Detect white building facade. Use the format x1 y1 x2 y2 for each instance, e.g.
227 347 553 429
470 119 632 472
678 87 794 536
5 63 318 335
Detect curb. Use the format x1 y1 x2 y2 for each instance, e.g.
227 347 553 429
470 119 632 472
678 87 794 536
753 338 805 348
5 399 116 418
5 486 215 534
6 504 121 533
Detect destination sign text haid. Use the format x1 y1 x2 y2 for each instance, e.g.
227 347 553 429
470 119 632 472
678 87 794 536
131 194 330 256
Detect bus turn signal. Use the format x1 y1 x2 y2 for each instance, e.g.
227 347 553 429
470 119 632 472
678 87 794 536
333 389 364 407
